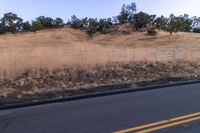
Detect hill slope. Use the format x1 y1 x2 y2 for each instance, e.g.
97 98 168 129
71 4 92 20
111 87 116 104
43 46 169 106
0 26 200 76
1 26 200 104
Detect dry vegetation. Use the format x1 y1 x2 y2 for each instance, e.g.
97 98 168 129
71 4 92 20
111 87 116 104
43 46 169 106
1 25 200 104
1 26 200 77
1 61 200 105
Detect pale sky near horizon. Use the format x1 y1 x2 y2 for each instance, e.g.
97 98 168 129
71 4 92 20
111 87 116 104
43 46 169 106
0 0 200 22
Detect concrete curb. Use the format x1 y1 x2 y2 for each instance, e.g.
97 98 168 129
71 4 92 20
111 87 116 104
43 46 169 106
1 79 200 111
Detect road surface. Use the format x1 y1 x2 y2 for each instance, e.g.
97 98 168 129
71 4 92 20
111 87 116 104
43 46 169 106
1 83 200 133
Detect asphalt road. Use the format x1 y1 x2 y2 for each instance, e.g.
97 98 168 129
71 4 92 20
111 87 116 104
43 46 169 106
1 83 200 133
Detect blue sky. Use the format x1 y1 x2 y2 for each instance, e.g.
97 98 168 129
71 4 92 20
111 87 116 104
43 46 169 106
0 0 200 22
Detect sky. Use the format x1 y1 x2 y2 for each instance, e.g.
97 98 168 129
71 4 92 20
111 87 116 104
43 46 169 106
0 0 200 22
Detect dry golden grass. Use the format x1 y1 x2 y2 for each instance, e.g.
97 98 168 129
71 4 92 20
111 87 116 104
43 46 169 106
1 26 200 77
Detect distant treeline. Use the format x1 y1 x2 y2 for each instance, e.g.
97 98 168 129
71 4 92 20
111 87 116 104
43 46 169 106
1 2 200 36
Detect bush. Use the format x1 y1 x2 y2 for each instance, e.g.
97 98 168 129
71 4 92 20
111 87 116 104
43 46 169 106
146 27 157 35
86 20 97 37
30 21 42 33
70 15 83 29
133 12 149 31
53 18 64 28
71 20 83 29
22 21 31 31
36 16 54 29
0 23 5 34
193 28 200 33
97 18 115 34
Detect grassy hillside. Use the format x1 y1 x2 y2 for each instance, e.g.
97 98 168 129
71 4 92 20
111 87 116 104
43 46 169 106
1 25 200 77
1 26 200 103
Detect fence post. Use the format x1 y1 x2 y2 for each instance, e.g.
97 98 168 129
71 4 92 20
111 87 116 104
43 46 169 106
191 50 193 60
154 48 157 62
108 45 111 64
173 48 176 60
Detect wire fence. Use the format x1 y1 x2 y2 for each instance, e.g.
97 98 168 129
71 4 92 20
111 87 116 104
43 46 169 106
59 47 200 65
1 45 200 77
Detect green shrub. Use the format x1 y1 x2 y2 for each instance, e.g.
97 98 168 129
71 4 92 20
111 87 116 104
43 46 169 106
22 21 31 31
53 18 64 28
97 18 116 34
70 15 83 29
146 27 157 35
30 21 42 33
86 20 97 37
193 28 200 33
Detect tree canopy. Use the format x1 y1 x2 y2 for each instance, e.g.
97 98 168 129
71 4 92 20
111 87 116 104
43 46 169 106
0 2 199 36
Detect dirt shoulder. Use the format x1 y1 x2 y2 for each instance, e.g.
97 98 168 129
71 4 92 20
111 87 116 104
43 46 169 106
1 61 200 106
